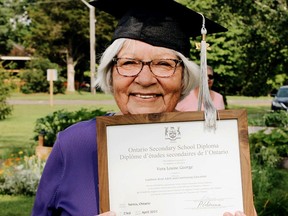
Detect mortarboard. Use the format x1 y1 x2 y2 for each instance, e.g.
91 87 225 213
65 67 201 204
90 0 227 129
89 0 227 56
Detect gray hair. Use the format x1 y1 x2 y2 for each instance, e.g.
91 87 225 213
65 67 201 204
95 38 199 100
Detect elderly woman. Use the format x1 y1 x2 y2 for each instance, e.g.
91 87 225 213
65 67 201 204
32 0 256 215
96 38 199 115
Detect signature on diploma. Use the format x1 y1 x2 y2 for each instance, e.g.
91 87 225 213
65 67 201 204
196 196 223 209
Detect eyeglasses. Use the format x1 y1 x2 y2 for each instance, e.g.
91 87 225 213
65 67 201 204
112 58 183 78
208 74 214 80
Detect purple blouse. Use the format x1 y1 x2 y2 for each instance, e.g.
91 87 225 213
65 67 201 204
32 118 101 216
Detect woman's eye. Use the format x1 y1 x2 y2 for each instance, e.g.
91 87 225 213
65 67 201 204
123 60 138 65
155 60 173 67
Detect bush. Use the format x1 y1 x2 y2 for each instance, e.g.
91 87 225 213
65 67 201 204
33 108 107 147
263 110 288 127
20 69 48 94
250 128 288 166
20 58 66 94
0 155 45 196
252 165 288 216
0 71 13 120
250 129 288 215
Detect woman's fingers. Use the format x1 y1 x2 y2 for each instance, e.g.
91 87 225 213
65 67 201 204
223 211 246 216
96 211 116 216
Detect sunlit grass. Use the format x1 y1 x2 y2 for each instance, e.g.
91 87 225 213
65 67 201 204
9 91 115 100
0 195 34 216
1 92 119 159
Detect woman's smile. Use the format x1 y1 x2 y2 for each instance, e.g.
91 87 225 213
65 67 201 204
131 93 160 99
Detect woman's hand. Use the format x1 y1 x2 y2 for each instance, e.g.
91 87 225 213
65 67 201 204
224 206 258 216
98 210 256 216
97 211 116 216
223 211 246 216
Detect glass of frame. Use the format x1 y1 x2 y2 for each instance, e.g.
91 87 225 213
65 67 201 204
96 110 255 216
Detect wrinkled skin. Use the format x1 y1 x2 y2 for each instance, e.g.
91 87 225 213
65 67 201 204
112 40 183 115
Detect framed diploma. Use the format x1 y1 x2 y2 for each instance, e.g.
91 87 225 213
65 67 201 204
96 110 255 216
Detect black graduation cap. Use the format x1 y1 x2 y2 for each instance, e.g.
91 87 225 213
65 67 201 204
89 0 227 56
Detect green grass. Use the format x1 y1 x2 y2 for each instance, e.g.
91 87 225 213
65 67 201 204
0 195 34 216
228 105 271 126
9 91 115 100
0 92 119 159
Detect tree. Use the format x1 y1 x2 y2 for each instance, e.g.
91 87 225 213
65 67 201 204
0 0 32 55
179 0 240 96
3 0 287 96
0 0 14 54
239 0 288 96
207 0 288 96
95 10 116 58
0 65 13 120
180 0 288 96
25 0 91 92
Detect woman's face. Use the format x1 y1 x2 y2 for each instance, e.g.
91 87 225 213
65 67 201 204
112 40 183 115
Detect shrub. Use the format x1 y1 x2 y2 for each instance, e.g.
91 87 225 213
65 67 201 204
0 155 45 196
33 108 107 147
263 110 288 127
20 69 48 93
20 58 66 94
0 71 13 120
250 128 288 166
250 129 288 215
252 164 288 216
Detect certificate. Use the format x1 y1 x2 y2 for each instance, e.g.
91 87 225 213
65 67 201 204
96 110 255 215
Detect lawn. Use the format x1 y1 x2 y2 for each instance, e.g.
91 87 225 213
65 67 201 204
0 93 275 215
0 195 35 216
9 91 116 101
0 92 119 158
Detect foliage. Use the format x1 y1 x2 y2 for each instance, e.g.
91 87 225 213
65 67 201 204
94 10 117 55
179 0 288 97
0 154 45 196
1 0 288 96
20 70 47 94
250 128 288 166
24 0 94 90
263 110 288 127
250 128 288 215
0 0 31 55
0 70 13 120
267 74 288 92
223 0 288 96
0 0 13 54
20 57 65 94
33 108 107 147
252 165 288 216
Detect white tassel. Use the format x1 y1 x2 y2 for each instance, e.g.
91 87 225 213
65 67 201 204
198 13 217 131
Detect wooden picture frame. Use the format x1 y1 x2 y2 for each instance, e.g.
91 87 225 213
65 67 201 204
96 110 254 215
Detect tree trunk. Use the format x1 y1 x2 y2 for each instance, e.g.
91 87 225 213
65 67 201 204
66 55 75 92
